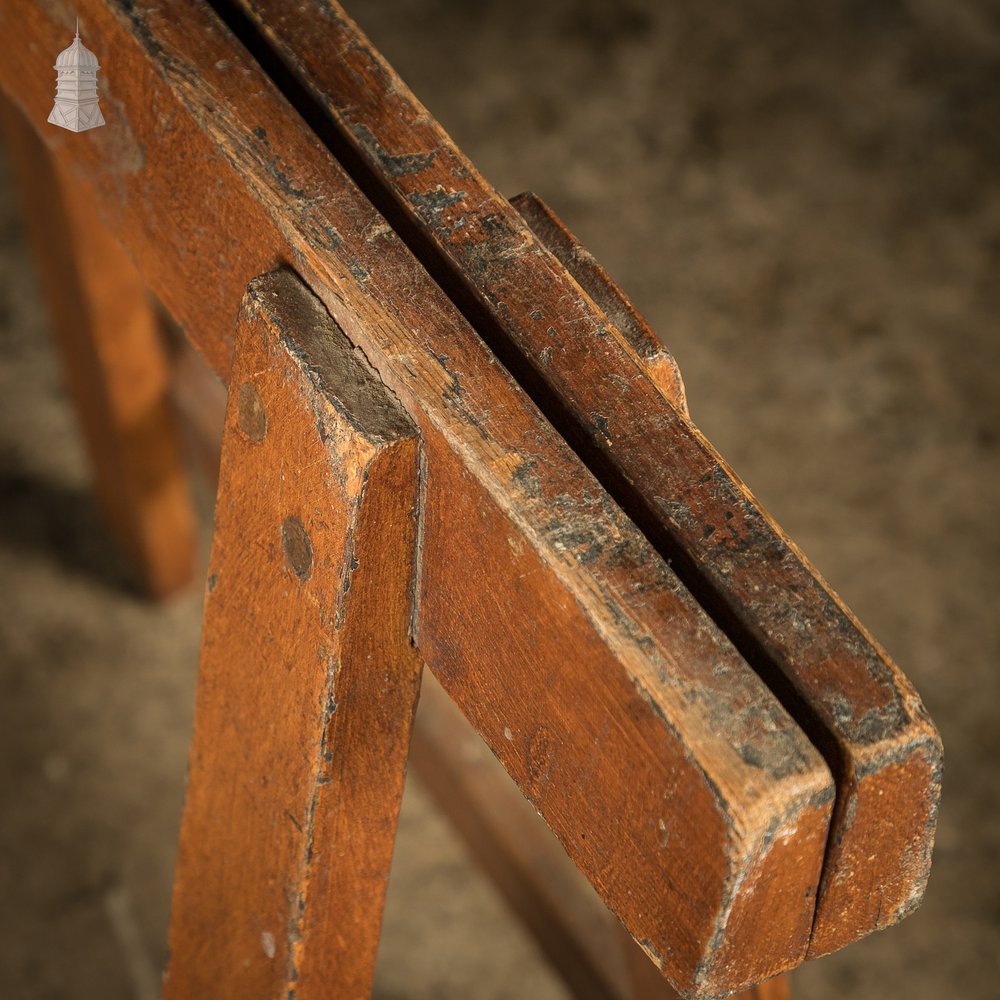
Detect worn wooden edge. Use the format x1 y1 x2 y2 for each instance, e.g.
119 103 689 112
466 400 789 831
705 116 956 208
620 915 792 1000
524 191 942 951
413 417 832 998
684 437 943 959
411 670 630 1000
0 3 835 992
221 0 942 956
258 269 416 447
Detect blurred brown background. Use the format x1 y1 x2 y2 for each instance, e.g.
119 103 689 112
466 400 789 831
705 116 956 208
1 0 998 997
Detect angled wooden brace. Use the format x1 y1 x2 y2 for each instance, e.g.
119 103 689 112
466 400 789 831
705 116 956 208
165 270 422 998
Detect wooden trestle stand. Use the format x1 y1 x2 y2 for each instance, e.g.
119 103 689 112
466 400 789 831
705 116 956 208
0 2 940 998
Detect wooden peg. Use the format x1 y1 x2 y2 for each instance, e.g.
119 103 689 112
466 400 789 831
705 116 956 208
508 191 688 415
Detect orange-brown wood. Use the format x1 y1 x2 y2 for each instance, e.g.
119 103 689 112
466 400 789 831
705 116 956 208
411 671 630 1000
163 341 765 1000
0 94 196 597
413 414 830 997
165 270 422 998
620 920 790 1000
508 191 688 415
510 195 794 997
508 198 942 961
159 333 795 1000
0 4 835 994
159 189 796 1000
416 675 800 1000
746 979 792 1000
226 0 941 958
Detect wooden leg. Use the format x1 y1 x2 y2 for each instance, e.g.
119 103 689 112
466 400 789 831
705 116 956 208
165 271 422 998
411 670 630 1000
0 96 196 597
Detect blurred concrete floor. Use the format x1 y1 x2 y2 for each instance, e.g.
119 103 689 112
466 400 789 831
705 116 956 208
1 0 998 997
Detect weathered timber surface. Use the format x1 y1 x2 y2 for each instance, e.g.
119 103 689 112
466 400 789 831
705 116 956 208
165 271 422 998
228 0 942 958
0 3 834 993
165 333 676 1000
617 921 789 1000
411 670 630 1000
165 342 659 1000
0 93 196 598
508 191 688 414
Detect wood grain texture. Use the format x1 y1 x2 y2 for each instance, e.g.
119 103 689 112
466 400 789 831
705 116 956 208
412 391 831 998
163 325 779 1000
165 270 422 998
417 644 803 1000
502 198 943 957
508 191 688 415
0 93 196 598
227 0 942 958
411 670 630 1000
159 327 794 1000
618 921 790 1000
0 3 833 993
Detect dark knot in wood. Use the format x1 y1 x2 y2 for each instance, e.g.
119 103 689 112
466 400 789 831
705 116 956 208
282 516 313 582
